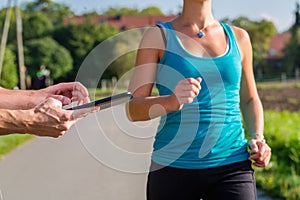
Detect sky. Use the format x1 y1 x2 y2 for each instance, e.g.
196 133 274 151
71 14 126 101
0 0 298 33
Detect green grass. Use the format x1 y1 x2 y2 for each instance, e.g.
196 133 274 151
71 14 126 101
88 88 129 99
255 110 300 200
0 134 34 158
88 86 159 99
257 81 300 90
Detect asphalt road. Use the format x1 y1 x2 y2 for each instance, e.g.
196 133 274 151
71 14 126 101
0 106 272 200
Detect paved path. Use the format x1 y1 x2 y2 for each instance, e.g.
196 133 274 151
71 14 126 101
0 107 272 200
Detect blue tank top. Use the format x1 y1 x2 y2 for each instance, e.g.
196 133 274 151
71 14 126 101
152 22 249 169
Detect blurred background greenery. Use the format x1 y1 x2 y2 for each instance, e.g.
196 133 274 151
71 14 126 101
1 1 300 199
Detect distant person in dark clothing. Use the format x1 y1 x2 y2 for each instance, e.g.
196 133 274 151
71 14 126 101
31 65 51 89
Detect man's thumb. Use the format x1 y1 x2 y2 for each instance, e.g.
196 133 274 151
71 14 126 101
51 95 71 105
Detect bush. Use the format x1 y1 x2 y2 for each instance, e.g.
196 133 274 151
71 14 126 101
24 37 73 81
255 110 300 199
0 48 18 89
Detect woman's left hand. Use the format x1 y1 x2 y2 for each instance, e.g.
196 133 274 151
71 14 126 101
248 139 271 167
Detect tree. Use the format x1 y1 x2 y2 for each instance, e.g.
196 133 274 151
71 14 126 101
283 28 300 75
103 7 139 16
104 29 142 79
230 17 277 66
53 21 119 81
140 7 163 15
24 37 73 81
104 50 137 80
103 6 163 16
24 0 74 25
0 48 18 89
82 11 100 17
0 7 17 44
23 11 54 40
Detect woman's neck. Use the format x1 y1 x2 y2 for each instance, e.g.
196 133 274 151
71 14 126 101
179 0 214 28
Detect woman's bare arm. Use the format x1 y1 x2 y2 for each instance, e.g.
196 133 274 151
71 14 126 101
127 27 201 121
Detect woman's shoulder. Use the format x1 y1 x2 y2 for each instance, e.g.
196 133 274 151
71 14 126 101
228 25 252 61
139 25 166 50
230 25 251 43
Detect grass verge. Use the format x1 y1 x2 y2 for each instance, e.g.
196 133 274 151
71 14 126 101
0 134 34 159
255 110 300 200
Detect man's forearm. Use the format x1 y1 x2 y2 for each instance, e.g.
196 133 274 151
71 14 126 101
0 88 37 109
0 109 29 135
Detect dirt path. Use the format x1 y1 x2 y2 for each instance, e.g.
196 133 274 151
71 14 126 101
258 82 300 112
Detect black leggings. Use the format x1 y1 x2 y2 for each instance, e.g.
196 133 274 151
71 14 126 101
147 160 257 200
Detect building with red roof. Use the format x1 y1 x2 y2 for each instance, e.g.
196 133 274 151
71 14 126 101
267 32 292 59
259 2 300 80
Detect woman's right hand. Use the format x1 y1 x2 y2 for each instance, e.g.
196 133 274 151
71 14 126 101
170 77 202 110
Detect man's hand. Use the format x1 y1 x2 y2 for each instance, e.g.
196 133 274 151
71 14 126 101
26 97 98 138
34 82 90 107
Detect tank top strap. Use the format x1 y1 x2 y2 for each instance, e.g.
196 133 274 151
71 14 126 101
219 22 241 60
156 22 181 53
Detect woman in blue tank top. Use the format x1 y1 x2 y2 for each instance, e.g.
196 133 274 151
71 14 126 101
127 0 271 199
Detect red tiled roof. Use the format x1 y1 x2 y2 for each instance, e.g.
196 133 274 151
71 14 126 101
267 32 292 59
64 15 178 30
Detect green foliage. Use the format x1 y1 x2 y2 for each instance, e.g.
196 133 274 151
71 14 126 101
24 37 73 80
255 111 300 199
82 11 100 17
53 21 119 81
0 48 18 89
23 11 54 40
24 0 74 25
104 7 139 16
229 17 277 66
104 51 136 79
103 6 163 16
0 7 17 44
104 29 142 79
140 7 164 15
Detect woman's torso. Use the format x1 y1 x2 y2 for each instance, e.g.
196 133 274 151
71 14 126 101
152 21 249 169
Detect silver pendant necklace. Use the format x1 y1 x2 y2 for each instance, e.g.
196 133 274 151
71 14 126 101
197 20 216 38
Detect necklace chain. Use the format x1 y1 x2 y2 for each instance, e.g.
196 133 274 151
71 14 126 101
197 20 216 38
